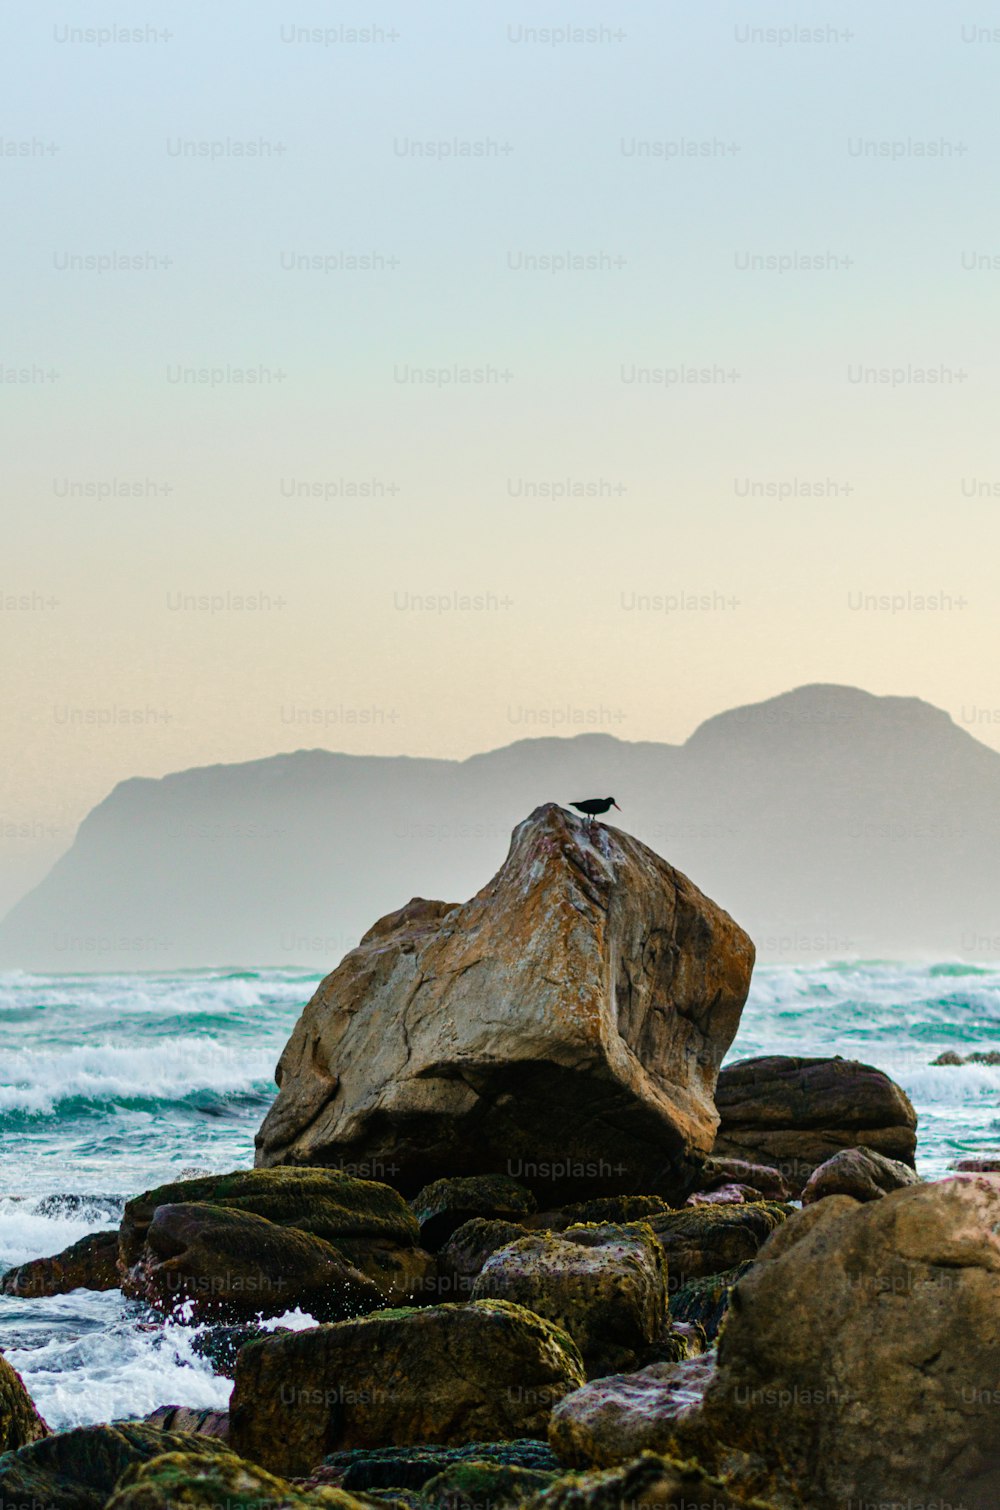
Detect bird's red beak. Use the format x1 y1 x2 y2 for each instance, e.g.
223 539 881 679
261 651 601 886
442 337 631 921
613 801 621 810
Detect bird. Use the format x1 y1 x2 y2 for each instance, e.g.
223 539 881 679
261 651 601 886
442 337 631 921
569 797 621 827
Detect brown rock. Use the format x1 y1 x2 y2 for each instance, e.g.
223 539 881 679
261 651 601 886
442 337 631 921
255 804 755 1203
713 1054 917 1194
229 1299 586 1478
642 1203 789 1287
675 1176 1000 1509
800 1145 921 1205
143 1406 230 1441
472 1222 669 1377
0 1352 48 1454
548 1354 715 1468
1 1230 119 1297
410 1175 537 1249
438 1218 529 1301
696 1157 793 1202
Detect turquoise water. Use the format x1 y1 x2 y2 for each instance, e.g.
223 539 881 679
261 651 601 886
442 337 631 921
0 961 997 1429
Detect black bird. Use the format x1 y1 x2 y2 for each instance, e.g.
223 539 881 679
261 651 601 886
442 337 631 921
570 797 621 825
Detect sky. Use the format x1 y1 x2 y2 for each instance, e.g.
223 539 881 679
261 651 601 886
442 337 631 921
3 1 1000 913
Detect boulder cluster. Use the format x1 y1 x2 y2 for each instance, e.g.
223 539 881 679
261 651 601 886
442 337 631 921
1 805 995 1509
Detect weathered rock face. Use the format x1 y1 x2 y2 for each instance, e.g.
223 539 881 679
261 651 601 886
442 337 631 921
0 1352 48 1455
229 1299 586 1478
642 1203 788 1289
119 1167 433 1314
124 1202 389 1323
143 1406 230 1441
1 1229 119 1297
410 1175 537 1249
255 805 755 1202
548 1354 716 1469
677 1177 1000 1509
713 1055 917 1194
472 1223 669 1377
106 1448 369 1510
694 1157 792 1202
439 1219 530 1300
0 1424 232 1510
312 1438 560 1495
531 1448 766 1510
800 1144 921 1205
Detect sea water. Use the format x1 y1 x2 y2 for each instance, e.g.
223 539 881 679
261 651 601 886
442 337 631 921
0 962 997 1430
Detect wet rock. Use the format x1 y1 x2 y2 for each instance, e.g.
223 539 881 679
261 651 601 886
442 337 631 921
422 1460 557 1510
674 1176 1000 1509
229 1299 586 1478
119 1166 425 1298
1 1229 119 1297
531 1447 771 1510
694 1158 792 1202
548 1354 716 1469
190 1323 291 1378
314 1438 560 1494
410 1175 537 1249
255 804 755 1204
142 1406 230 1441
713 1055 917 1194
641 1203 788 1288
933 1049 1000 1066
800 1144 921 1205
685 1184 749 1206
668 1262 753 1343
0 1352 48 1454
472 1223 669 1377
528 1197 674 1231
125 1201 387 1322
0 1424 231 1510
105 1448 368 1509
951 1156 1000 1173
438 1219 529 1301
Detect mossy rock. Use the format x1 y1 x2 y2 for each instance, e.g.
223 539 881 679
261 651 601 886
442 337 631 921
0 1352 47 1455
230 1300 586 1478
105 1448 375 1509
637 1203 788 1287
191 1323 291 1377
0 1424 232 1510
423 1460 558 1510
124 1201 388 1323
533 1197 674 1231
526 1450 778 1510
472 1223 668 1378
668 1262 754 1342
119 1167 419 1270
321 1441 561 1493
411 1176 537 1249
439 1219 533 1300
1 1229 119 1297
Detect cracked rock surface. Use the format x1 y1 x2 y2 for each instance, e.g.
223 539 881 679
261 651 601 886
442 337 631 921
255 803 754 1202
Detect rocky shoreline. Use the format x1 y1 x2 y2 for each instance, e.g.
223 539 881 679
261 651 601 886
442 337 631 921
1 806 997 1509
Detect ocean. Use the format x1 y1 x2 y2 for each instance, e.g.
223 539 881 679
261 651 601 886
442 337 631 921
0 961 998 1431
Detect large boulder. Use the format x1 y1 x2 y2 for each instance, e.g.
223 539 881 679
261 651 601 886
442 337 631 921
530 1448 769 1510
229 1299 586 1478
438 1218 530 1300
472 1223 669 1376
255 804 754 1203
0 1424 231 1510
1 1229 119 1297
676 1176 1000 1508
0 1353 47 1454
119 1167 433 1310
713 1055 917 1194
124 1202 388 1322
800 1144 921 1205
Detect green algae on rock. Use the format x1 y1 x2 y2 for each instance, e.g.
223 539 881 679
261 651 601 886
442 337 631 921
548 1356 716 1470
229 1299 586 1479
105 1448 373 1510
315 1438 561 1493
124 1200 389 1322
410 1175 538 1249
0 1424 232 1510
438 1218 531 1299
639 1202 788 1288
472 1223 669 1378
422 1460 558 1510
526 1449 777 1510
668 1262 754 1342
0 1351 48 1456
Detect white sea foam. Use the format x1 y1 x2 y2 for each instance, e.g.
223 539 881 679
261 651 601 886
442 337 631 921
1 1292 230 1430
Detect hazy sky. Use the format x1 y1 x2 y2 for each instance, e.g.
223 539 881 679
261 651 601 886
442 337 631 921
3 1 1000 912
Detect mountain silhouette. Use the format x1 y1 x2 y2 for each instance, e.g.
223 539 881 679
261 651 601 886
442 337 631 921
2 684 997 969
